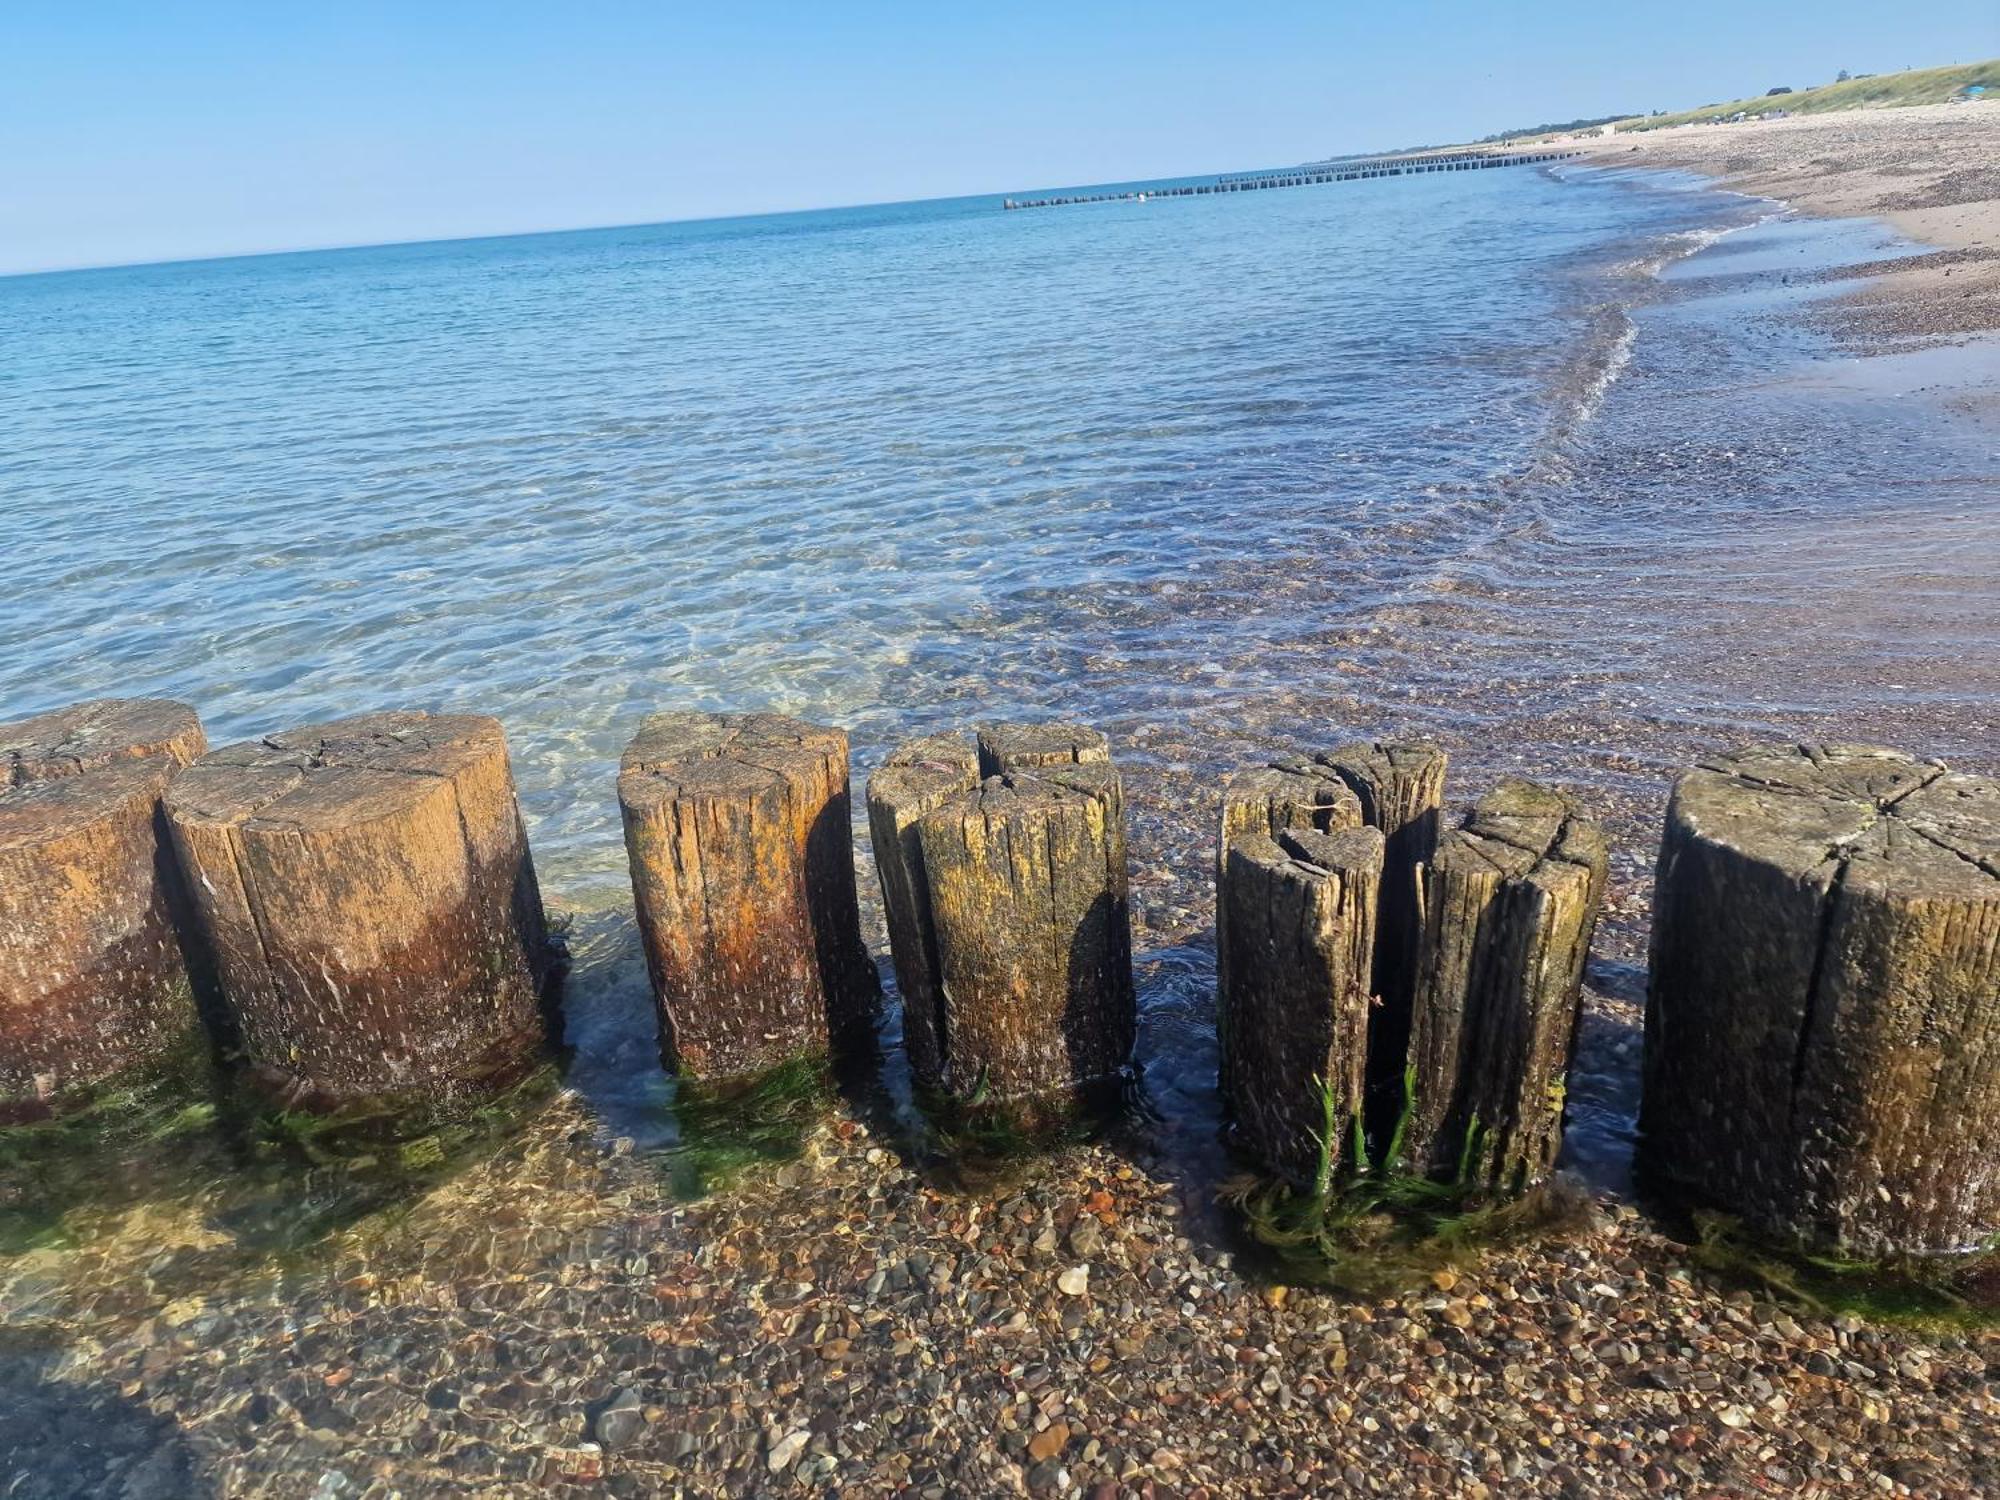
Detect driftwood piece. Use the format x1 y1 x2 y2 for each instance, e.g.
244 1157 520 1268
1405 780 1607 1186
1324 741 1449 1118
1642 744 2000 1255
619 711 876 1080
165 711 556 1107
865 734 982 1088
0 699 209 1116
915 754 1134 1123
1218 825 1383 1185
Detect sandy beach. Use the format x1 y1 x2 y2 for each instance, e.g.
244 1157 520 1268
1581 102 2000 351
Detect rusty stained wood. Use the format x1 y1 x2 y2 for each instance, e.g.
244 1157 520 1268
1405 779 1607 1187
165 710 557 1108
0 697 208 1116
1643 744 2000 1255
1218 824 1383 1186
619 711 876 1081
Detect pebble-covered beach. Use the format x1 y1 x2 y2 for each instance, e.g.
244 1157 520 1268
5 1094 1996 1499
7 103 2000 1500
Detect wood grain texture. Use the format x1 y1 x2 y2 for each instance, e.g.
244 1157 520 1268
0 697 207 1116
1323 741 1449 1124
165 710 556 1107
2 697 206 789
620 711 876 1080
1406 779 1607 1187
865 734 981 1089
1218 825 1383 1185
914 747 1134 1121
1643 744 2000 1254
1215 757 1366 1103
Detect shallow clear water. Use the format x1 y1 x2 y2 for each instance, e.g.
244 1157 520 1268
3 162 1996 1231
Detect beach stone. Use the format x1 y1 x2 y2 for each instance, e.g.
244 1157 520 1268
1217 824 1383 1186
913 735 1135 1124
1642 744 2000 1255
618 711 876 1079
163 710 557 1107
866 733 982 1089
1405 779 1607 1186
0 699 209 1115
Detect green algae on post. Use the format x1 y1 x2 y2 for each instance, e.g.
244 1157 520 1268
654 1053 837 1201
1221 1068 1596 1297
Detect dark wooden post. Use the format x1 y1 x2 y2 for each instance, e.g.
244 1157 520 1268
1403 780 1607 1186
1218 826 1383 1186
1323 741 1449 1121
1 699 208 1116
1216 757 1366 1100
1642 745 2000 1255
865 733 981 1088
899 731 1133 1126
165 710 557 1107
619 711 877 1080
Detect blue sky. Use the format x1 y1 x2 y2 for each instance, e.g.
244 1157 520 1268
3 3 1994 274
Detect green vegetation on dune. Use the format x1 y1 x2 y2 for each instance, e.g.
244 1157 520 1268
1619 60 1999 132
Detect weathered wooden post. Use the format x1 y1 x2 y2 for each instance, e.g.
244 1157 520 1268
918 753 1134 1126
1403 780 1607 1186
870 722 1133 1128
164 710 558 1107
1218 825 1383 1185
1642 745 2000 1255
1215 756 1366 1101
865 733 981 1088
619 711 877 1080
1323 741 1449 1120
1 698 208 1116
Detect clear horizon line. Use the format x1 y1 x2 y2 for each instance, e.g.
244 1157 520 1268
0 147 1402 282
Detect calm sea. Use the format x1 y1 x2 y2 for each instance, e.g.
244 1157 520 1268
3 162 1996 1141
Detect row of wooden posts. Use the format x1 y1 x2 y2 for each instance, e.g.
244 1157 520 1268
1001 150 1584 211
2 700 1994 1258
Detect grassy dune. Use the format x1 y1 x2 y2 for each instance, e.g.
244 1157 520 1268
1617 59 1999 132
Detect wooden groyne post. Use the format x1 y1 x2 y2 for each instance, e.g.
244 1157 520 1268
1642 745 2000 1255
1218 824 1382 1185
1214 741 1445 1174
164 710 559 1108
1404 780 1607 1187
870 722 1134 1128
619 711 877 1081
0 698 208 1116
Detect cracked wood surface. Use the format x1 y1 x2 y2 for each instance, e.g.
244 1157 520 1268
1406 779 1608 1186
865 734 982 1090
1642 743 2000 1254
1218 824 1383 1185
0 698 207 1115
911 735 1134 1121
164 711 555 1107
1323 741 1450 1128
619 711 876 1081
1 697 206 790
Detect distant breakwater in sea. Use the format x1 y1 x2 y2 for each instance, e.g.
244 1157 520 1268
1003 148 1581 210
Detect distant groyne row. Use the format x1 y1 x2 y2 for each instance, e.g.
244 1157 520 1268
1002 148 1584 211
